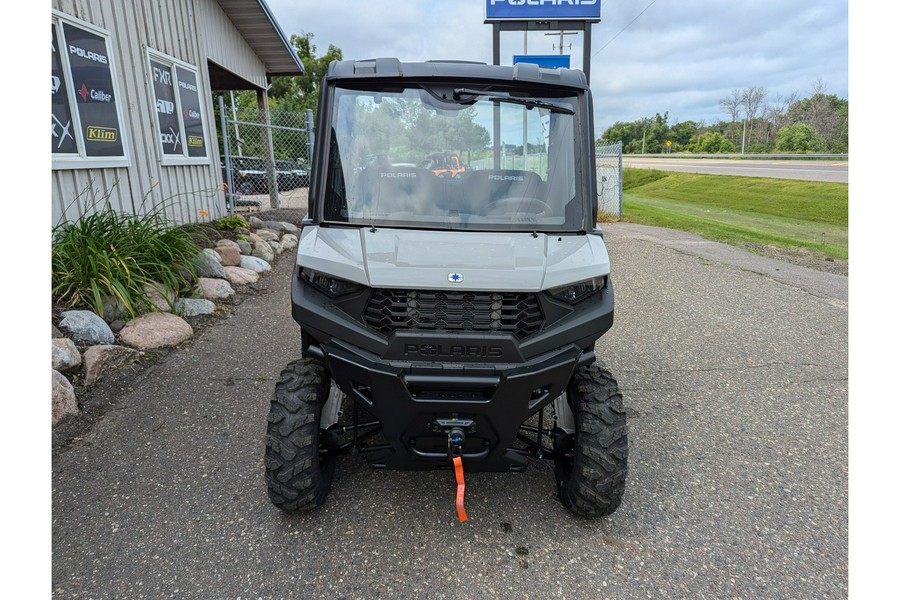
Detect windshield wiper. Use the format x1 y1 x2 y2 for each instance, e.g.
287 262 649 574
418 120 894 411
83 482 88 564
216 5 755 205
452 88 575 115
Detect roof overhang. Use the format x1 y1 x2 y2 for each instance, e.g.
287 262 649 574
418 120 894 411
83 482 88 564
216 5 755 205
216 0 304 77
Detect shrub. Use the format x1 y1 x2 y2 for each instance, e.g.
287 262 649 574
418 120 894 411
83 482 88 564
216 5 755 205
214 214 249 231
52 203 202 319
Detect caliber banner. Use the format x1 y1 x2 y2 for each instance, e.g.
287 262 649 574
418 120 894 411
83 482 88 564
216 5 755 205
63 22 124 157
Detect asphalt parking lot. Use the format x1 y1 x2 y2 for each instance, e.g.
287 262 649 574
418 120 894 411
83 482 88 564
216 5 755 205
51 222 848 599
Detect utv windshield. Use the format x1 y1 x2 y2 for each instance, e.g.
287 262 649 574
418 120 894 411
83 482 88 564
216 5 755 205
323 84 584 231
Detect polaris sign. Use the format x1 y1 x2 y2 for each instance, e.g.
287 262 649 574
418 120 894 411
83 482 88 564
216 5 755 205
485 0 601 22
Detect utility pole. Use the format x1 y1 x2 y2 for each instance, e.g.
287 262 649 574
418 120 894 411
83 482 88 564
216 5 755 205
545 30 577 55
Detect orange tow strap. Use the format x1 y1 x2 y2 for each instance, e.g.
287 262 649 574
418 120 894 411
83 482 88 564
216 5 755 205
452 455 468 522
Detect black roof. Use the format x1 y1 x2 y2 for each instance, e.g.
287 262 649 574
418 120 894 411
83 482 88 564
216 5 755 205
326 58 589 90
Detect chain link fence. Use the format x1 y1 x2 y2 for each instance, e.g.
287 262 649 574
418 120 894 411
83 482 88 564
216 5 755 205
219 99 314 214
595 141 623 217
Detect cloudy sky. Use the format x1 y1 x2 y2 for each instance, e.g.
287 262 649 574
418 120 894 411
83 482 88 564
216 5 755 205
265 0 848 136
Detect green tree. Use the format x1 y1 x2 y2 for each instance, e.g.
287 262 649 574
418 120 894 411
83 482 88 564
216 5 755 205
268 32 343 117
774 122 827 153
687 131 736 153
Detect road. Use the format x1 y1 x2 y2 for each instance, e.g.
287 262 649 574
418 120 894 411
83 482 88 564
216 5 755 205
623 157 849 183
52 222 848 598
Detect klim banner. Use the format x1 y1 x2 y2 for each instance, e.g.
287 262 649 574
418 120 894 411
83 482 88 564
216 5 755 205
485 0 601 22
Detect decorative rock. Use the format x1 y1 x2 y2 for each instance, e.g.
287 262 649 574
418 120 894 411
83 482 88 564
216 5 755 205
239 255 272 273
52 324 63 338
83 345 143 387
235 226 251 236
264 221 298 235
251 240 275 262
248 216 266 229
59 310 115 346
52 338 82 373
264 220 288 232
100 295 129 322
193 249 226 279
214 245 242 267
255 228 280 242
52 370 79 425
281 234 298 251
110 320 126 333
118 312 194 350
143 283 175 312
268 240 284 255
215 239 240 249
247 232 265 245
223 266 260 285
236 239 252 255
174 298 217 317
196 277 236 301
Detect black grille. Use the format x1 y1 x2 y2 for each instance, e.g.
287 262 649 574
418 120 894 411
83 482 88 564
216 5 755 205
365 289 543 339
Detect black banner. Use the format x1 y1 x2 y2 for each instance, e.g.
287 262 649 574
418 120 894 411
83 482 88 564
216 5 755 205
150 59 181 155
176 66 206 157
63 22 124 158
51 26 77 154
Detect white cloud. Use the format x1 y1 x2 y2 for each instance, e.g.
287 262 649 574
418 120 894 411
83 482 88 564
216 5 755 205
265 0 848 135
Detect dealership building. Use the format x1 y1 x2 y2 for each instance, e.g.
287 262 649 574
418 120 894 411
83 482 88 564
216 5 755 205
51 0 303 226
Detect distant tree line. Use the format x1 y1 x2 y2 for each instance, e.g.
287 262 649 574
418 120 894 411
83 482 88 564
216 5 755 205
598 79 848 154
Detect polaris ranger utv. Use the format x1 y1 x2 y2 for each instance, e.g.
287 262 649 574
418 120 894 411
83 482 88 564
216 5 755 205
265 58 627 520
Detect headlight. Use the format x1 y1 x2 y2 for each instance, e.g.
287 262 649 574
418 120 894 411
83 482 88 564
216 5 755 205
300 268 364 297
546 276 606 304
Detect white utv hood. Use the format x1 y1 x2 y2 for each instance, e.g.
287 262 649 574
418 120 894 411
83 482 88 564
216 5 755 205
296 226 610 292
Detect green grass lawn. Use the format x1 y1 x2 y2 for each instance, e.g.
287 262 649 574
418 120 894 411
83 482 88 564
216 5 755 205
619 169 848 260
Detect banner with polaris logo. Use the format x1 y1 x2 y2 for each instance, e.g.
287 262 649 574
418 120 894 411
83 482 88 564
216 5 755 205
176 66 206 157
51 25 77 154
63 22 124 157
485 0 601 21
150 59 181 155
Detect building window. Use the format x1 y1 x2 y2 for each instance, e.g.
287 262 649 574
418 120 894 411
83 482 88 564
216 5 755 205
147 50 210 164
51 11 129 169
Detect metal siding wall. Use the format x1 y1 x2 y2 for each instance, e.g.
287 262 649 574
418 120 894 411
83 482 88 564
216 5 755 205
197 0 269 89
51 0 266 225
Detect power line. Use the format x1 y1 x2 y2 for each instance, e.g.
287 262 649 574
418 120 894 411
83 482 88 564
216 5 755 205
592 0 660 57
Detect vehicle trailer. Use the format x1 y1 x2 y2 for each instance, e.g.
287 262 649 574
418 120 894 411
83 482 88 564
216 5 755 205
265 58 628 520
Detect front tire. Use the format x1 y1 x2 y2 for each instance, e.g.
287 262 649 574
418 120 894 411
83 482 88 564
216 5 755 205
554 364 628 517
265 358 336 511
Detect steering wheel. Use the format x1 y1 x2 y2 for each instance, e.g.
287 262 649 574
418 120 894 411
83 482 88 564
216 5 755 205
482 196 553 216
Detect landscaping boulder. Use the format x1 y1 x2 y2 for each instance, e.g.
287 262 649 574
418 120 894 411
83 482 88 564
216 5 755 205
214 245 242 267
100 295 129 322
223 266 260 285
251 240 275 262
143 283 176 312
52 338 82 373
59 310 115 346
248 216 266 229
196 277 236 301
118 312 193 350
52 369 79 425
174 298 217 317
215 239 240 249
268 240 284 256
281 234 298 251
239 256 272 273
83 345 143 387
236 239 252 255
193 249 226 279
255 228 280 242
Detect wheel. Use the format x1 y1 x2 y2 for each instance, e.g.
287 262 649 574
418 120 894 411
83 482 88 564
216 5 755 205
265 358 336 511
482 196 553 216
554 364 628 517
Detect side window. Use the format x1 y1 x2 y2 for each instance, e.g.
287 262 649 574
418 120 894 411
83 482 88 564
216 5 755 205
147 50 210 163
51 13 129 168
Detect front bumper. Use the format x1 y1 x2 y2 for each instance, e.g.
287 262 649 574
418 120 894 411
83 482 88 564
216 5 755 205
291 266 614 471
